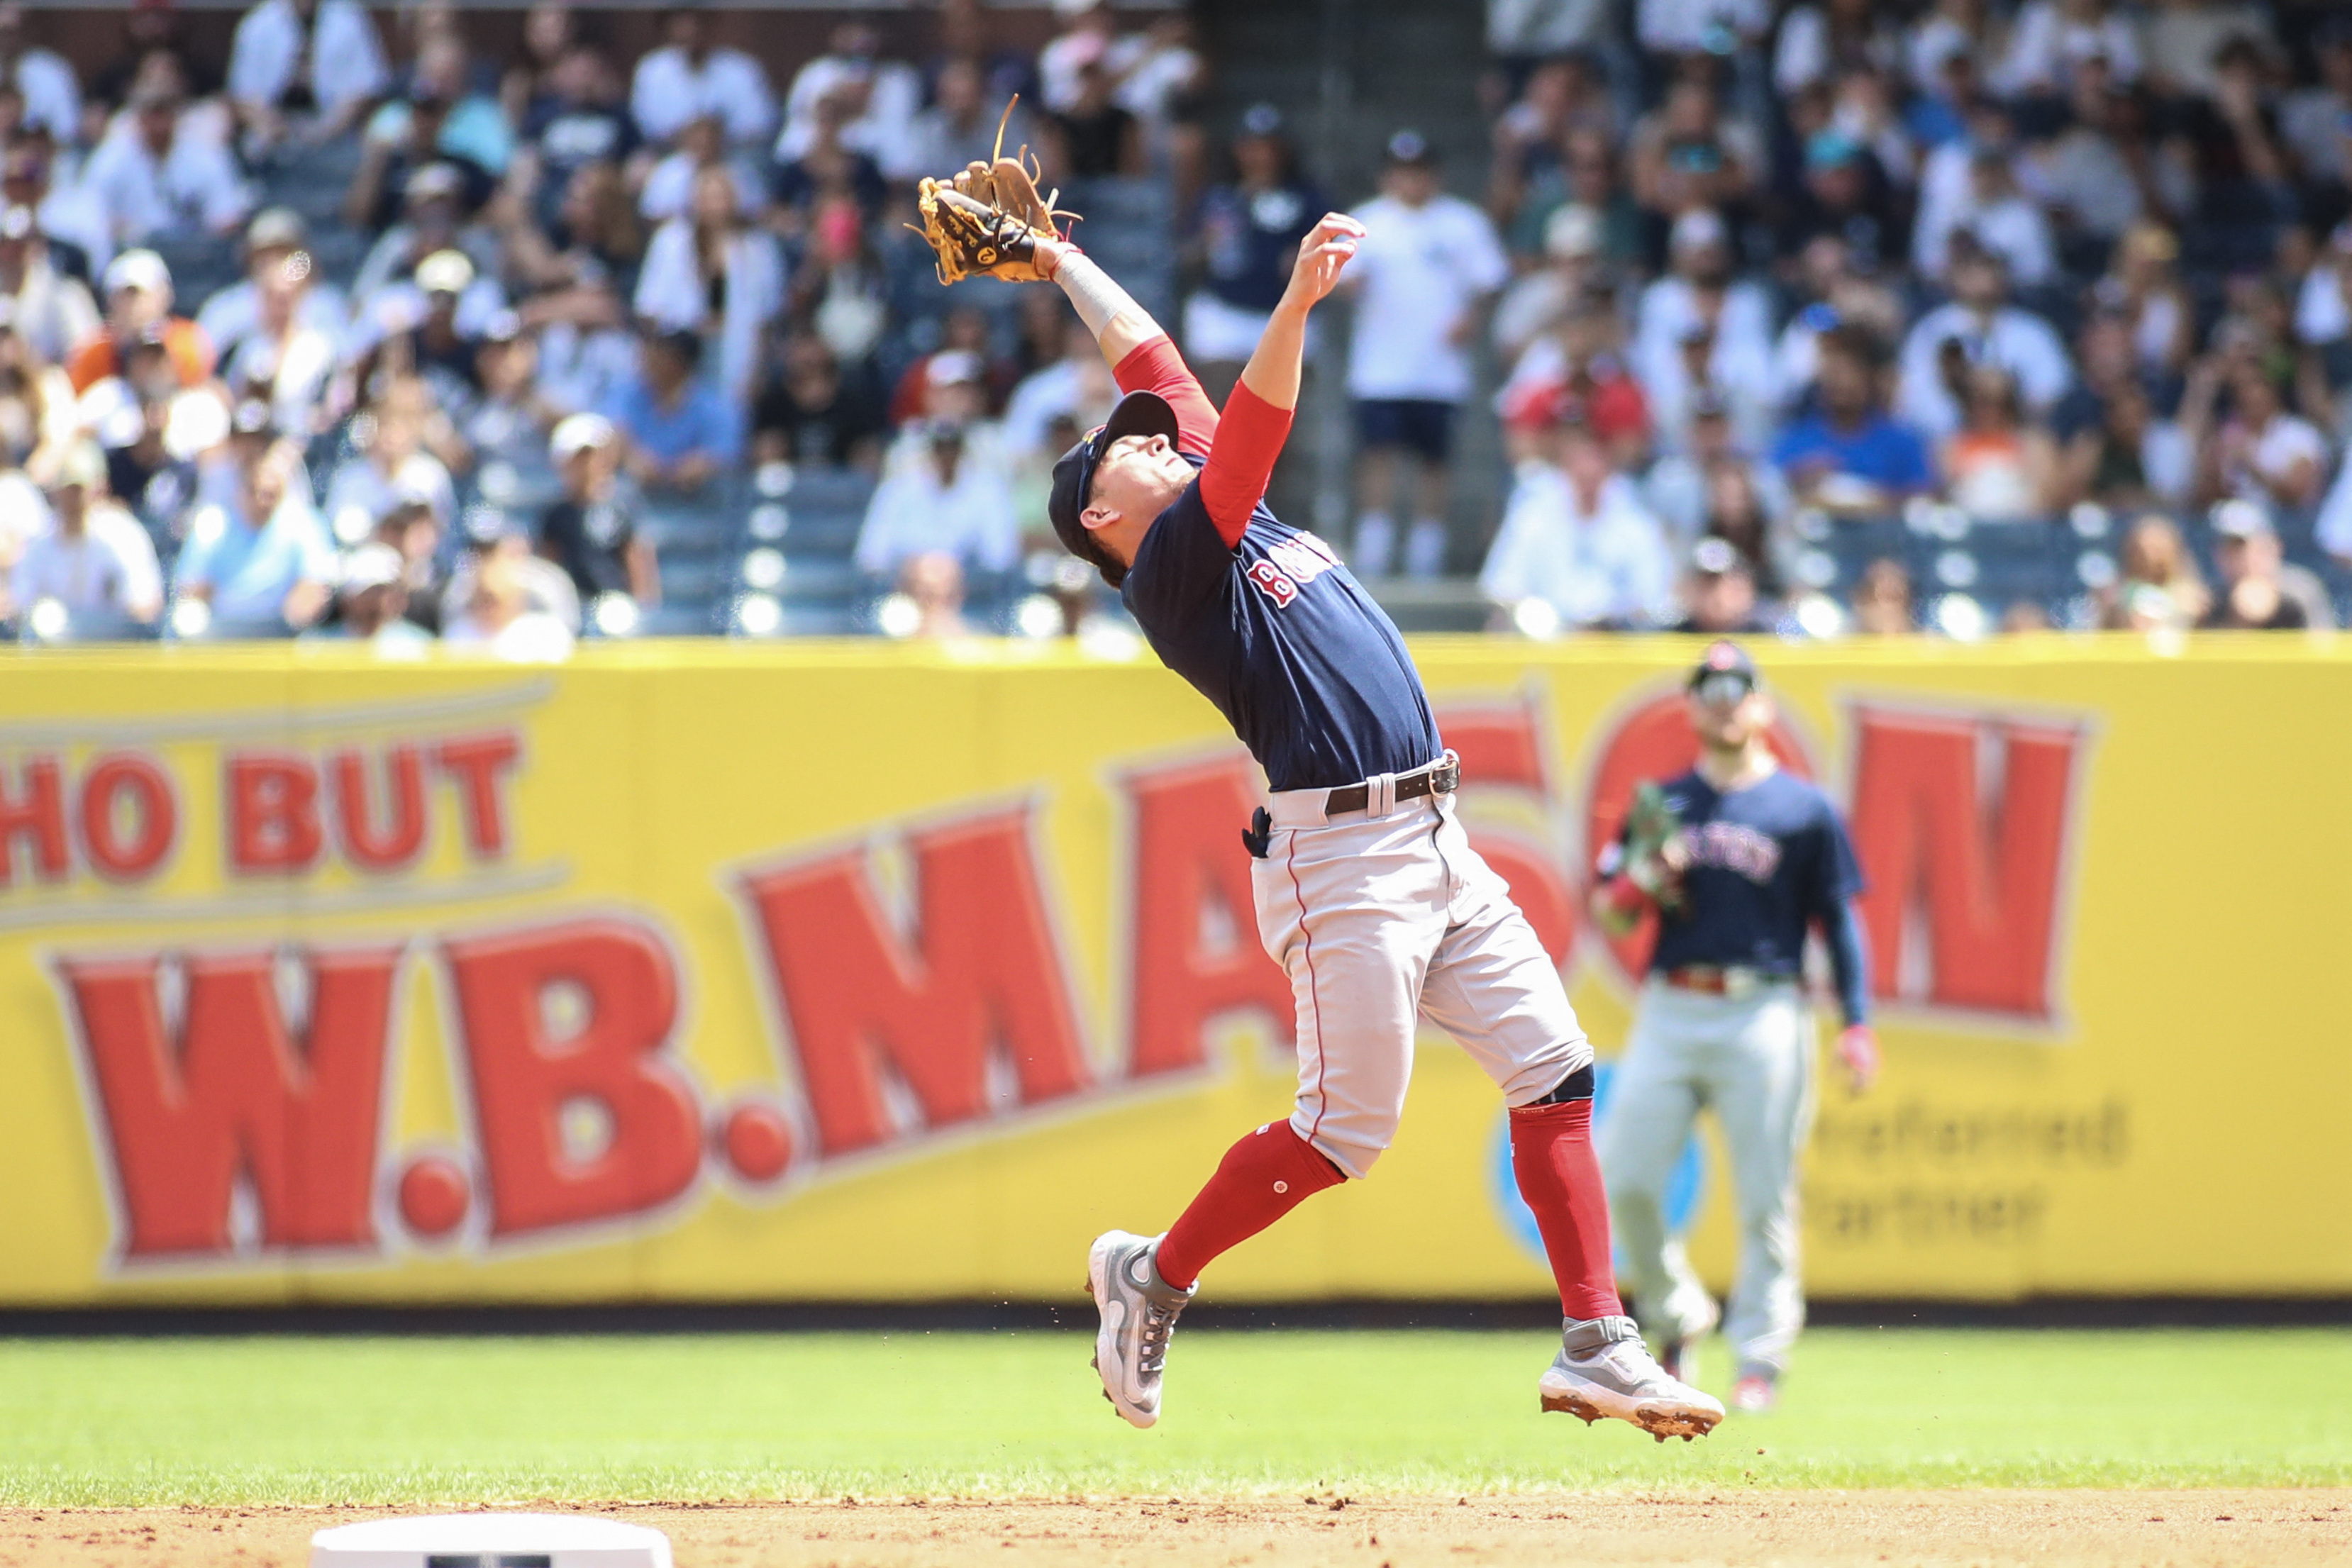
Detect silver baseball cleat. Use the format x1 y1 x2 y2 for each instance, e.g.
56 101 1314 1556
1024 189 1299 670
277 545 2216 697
1539 1315 1724 1442
1085 1230 1194 1429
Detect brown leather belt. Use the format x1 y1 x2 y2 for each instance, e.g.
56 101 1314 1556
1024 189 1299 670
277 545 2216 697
1659 964 1788 998
1322 758 1459 818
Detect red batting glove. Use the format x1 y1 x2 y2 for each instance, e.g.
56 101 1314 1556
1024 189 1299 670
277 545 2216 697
1836 1024 1880 1095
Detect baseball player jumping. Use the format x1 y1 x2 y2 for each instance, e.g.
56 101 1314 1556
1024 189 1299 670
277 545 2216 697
907 159 1719 1441
1590 641 1880 1413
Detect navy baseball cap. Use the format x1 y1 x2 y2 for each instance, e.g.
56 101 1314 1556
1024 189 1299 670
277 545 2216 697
1047 388 1179 586
1688 638 1758 691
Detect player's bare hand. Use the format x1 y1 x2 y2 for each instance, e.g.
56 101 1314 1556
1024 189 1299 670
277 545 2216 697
1835 1024 1880 1096
1281 213 1365 311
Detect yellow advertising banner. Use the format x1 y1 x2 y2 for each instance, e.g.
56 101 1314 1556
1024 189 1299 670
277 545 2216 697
1 638 2346 1306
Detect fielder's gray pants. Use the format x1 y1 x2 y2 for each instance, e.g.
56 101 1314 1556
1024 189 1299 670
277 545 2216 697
1596 979 1815 1374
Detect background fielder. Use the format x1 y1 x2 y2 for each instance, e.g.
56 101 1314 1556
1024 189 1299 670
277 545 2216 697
1590 640 1880 1413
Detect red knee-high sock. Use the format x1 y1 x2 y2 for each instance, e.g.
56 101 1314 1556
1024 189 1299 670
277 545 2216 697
1156 1122 1346 1289
1508 1098 1624 1321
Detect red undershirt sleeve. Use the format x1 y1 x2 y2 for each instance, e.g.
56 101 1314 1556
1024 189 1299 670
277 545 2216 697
1197 381 1294 549
1111 335 1219 457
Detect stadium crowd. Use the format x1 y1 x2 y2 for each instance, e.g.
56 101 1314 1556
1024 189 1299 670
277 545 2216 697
0 0 2345 648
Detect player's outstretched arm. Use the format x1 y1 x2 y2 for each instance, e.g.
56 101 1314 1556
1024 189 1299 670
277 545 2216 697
1035 234 1165 370
1236 213 1363 413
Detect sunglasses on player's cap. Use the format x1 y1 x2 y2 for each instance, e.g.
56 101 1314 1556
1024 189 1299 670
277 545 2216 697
1688 638 1759 701
1047 387 1179 584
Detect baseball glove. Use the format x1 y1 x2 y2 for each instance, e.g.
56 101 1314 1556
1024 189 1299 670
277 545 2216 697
911 99 1076 284
1620 781 1689 913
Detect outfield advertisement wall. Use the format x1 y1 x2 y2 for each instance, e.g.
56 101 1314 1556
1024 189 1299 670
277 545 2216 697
1 641 2345 1306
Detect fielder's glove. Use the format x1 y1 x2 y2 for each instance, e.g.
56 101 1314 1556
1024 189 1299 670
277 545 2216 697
910 104 1076 285
1619 781 1689 913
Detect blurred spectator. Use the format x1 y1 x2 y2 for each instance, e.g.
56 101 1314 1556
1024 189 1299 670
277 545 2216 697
1185 105 1324 401
1940 364 2057 520
2172 36 2295 261
307 540 431 652
221 243 338 437
514 45 638 235
4 142 99 284
323 377 457 545
767 94 884 228
1488 55 1614 248
1920 147 2056 287
1780 128 1901 273
791 194 887 368
0 206 95 367
2029 62 2191 250
777 21 921 176
752 329 887 469
1346 130 1509 577
82 84 252 246
498 0 578 128
634 163 784 400
1002 325 1115 467
2201 499 2331 630
2143 0 2274 102
347 41 509 230
462 314 559 469
2051 355 2192 513
2097 223 2195 382
2294 223 2352 349
0 302 75 484
1636 0 1768 67
1672 535 1773 634
172 437 333 630
1773 0 1902 98
1773 323 1934 512
1993 0 2141 101
227 0 390 150
1480 416 1677 628
644 111 767 225
1493 204 1606 371
443 542 575 658
2101 512 2207 629
1646 389 1787 546
350 164 500 321
0 5 74 148
855 418 1018 582
603 326 741 491
1627 67 1762 230
1038 0 1133 116
2282 21 2352 204
538 412 655 608
371 496 447 632
1693 457 1792 596
196 208 346 368
1499 307 1651 470
65 249 211 395
2185 359 2326 511
906 57 1041 178
1634 208 1774 409
1897 245 2073 439
628 8 775 150
1848 555 1916 634
12 442 160 625
1043 57 1143 180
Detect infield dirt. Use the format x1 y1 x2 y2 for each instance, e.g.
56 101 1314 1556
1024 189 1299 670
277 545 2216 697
3 1491 2347 1567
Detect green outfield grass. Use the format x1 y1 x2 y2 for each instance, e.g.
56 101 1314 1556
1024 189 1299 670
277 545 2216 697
0 1327 2345 1506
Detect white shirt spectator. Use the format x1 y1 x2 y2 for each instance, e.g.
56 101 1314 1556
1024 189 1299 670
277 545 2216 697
4 250 98 365
1637 0 1768 55
227 0 389 121
2228 413 2327 505
536 322 638 418
322 450 456 543
4 46 79 145
1897 303 2074 438
1344 191 1509 404
629 45 775 148
2141 3 2271 99
2295 260 2352 347
1993 1 2142 97
2316 452 2352 562
1038 29 1146 116
637 152 766 225
1643 338 1779 457
195 277 350 367
80 116 251 244
1774 4 1900 95
12 499 160 619
1115 31 1204 124
1480 465 1677 628
37 175 113 276
631 219 785 402
1001 354 1117 462
1919 189 2056 287
777 53 922 174
1633 275 1777 396
1488 0 1612 52
855 441 1019 577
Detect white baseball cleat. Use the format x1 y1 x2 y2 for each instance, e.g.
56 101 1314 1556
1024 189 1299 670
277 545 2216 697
1539 1316 1725 1442
1085 1230 1194 1429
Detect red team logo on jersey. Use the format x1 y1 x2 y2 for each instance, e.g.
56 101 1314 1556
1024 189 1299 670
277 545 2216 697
1246 533 1341 608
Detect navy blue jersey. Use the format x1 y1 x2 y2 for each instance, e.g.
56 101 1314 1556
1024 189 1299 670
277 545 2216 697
1638 769 1864 978
1121 457 1443 794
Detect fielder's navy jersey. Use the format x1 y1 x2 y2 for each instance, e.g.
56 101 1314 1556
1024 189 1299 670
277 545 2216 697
1121 457 1443 794
1634 769 1864 978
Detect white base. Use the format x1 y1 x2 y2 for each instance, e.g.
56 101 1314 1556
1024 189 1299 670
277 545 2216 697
309 1512 672 1568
